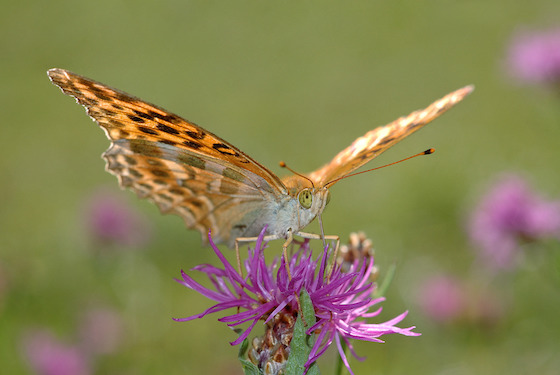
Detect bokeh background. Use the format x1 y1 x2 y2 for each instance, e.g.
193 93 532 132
2 1 560 374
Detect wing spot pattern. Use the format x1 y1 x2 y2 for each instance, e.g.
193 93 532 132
156 123 180 135
123 155 137 165
177 153 206 170
127 114 145 123
128 168 143 178
138 126 158 135
91 89 113 102
183 140 203 149
133 110 155 120
213 143 239 156
152 169 170 178
146 158 163 166
186 130 206 140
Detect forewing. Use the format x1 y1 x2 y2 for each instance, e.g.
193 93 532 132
47 68 287 195
308 85 474 187
48 68 286 246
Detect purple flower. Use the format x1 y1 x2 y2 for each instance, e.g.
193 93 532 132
77 307 123 356
417 275 505 327
175 229 419 374
417 275 466 323
21 330 91 375
84 189 152 248
469 175 560 269
507 27 560 84
21 307 123 375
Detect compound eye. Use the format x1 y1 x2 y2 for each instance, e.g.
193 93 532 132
298 188 313 209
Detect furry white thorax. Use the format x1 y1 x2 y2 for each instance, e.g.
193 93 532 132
264 187 330 239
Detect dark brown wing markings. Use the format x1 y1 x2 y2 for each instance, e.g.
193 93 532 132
308 85 474 187
47 68 287 194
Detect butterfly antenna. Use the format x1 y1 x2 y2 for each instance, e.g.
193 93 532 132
324 148 435 188
279 161 315 188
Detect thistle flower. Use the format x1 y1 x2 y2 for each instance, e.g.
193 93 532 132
507 27 560 85
417 275 467 323
21 330 91 375
84 189 152 248
469 175 560 269
77 307 123 356
175 229 419 374
417 275 504 327
21 307 123 375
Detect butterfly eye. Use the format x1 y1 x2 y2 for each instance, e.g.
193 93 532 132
298 189 313 209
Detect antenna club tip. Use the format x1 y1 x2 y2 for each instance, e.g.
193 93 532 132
424 148 435 155
279 161 287 168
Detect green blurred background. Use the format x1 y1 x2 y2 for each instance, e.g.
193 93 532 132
2 1 560 374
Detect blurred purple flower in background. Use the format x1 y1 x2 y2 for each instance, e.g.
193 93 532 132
469 175 560 269
417 275 466 323
84 189 152 248
22 330 91 375
77 307 123 356
417 274 505 327
507 26 560 85
21 307 123 375
176 229 419 374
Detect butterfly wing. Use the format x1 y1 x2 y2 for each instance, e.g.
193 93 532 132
48 68 288 246
308 85 474 187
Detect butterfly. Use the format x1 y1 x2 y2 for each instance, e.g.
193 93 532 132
48 68 473 256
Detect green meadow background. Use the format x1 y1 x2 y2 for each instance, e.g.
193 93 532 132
2 1 560 374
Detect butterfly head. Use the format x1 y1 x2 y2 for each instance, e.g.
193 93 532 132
281 163 332 232
290 183 332 231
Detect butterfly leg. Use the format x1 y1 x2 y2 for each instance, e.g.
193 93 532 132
295 231 340 252
295 231 340 280
235 231 295 280
233 239 244 278
327 234 341 281
235 230 295 280
282 230 294 280
235 234 281 278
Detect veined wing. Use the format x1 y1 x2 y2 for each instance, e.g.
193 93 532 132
47 68 287 195
47 68 287 245
308 85 474 187
104 138 272 246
